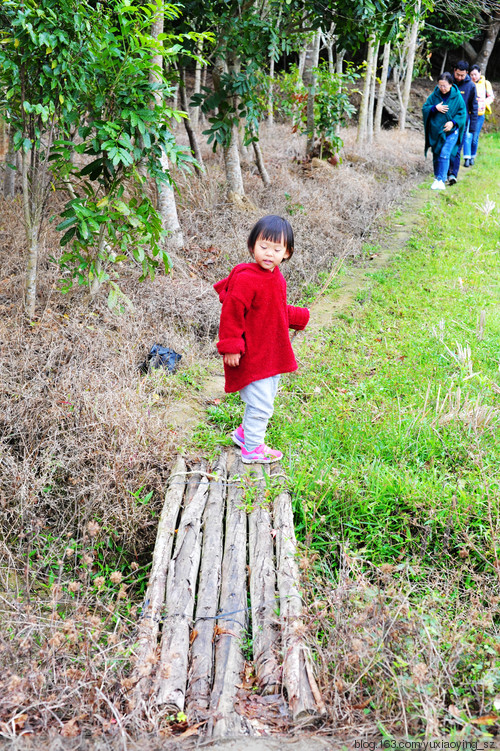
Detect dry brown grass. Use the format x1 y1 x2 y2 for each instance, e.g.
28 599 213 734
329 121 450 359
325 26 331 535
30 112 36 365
300 548 500 739
0 121 430 742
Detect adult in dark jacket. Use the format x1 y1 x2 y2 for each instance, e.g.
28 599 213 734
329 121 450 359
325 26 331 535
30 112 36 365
447 60 478 184
423 73 467 191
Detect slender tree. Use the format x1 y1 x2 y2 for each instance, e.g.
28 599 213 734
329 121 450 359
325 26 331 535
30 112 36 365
399 0 421 130
150 4 184 252
302 30 321 156
374 42 391 136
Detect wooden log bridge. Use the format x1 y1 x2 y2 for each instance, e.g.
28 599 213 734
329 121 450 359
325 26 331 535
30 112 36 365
130 450 325 737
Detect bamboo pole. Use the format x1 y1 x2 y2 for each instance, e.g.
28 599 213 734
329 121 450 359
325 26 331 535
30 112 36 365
156 472 209 711
248 466 280 694
186 455 227 721
131 456 187 703
209 454 250 737
273 491 325 723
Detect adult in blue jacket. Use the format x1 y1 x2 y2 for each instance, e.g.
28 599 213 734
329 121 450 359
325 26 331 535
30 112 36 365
423 73 467 191
447 61 478 184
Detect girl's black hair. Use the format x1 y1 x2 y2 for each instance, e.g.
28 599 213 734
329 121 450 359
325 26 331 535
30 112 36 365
470 64 481 74
438 72 454 85
247 215 294 259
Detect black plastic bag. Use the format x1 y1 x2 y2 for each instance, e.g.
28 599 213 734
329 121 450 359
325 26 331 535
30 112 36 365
139 344 182 375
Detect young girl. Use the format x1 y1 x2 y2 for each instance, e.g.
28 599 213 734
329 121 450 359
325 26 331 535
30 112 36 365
214 215 309 464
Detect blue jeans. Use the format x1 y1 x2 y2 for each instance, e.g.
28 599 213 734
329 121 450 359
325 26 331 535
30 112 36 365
433 129 459 182
463 114 485 158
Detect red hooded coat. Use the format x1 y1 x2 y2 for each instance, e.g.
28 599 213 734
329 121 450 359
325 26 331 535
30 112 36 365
214 262 309 393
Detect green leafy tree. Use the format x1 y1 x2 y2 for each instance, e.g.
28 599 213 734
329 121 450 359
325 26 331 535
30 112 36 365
51 2 197 301
0 0 95 317
0 0 197 317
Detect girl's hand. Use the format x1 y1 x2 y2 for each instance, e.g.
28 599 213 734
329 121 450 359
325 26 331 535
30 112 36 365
443 120 454 132
224 353 241 367
436 102 449 113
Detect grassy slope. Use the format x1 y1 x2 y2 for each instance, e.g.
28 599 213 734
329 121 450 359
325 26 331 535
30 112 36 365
200 133 500 736
280 133 500 570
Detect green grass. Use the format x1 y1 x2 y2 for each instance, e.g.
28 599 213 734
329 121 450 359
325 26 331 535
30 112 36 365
270 132 500 574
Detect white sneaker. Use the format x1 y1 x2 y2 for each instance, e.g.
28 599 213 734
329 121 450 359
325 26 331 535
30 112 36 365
431 179 445 190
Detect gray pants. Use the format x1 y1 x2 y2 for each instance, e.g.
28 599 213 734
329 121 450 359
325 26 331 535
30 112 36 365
240 375 281 451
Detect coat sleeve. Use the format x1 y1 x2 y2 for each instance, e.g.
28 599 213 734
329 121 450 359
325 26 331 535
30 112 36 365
217 296 248 355
422 93 437 130
287 304 310 331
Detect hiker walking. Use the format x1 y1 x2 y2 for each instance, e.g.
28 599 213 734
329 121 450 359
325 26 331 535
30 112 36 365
423 72 467 191
446 61 478 184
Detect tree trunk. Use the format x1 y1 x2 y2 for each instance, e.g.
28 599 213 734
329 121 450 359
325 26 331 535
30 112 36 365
158 154 184 250
399 1 421 131
190 38 203 130
474 13 500 74
149 5 184 251
252 140 271 186
298 44 307 79
335 48 346 138
303 30 321 157
357 33 376 144
463 42 477 61
367 40 380 143
320 22 336 76
267 53 275 126
374 42 391 137
179 68 204 175
89 224 107 296
215 53 246 202
440 49 448 75
3 126 16 199
224 126 245 201
22 151 41 320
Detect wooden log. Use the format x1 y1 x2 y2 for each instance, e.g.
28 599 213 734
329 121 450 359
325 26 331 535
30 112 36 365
131 456 187 703
186 455 227 721
156 468 209 711
184 462 203 505
209 454 251 737
248 466 280 694
273 491 326 723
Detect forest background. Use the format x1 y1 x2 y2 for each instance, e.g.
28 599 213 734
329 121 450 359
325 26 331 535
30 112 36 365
1 0 500 744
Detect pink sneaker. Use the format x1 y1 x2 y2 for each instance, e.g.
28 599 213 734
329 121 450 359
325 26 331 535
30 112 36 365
231 424 245 448
241 444 283 464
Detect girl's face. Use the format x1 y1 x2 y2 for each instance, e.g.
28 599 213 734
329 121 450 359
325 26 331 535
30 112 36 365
470 68 481 83
438 79 452 95
252 233 290 272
